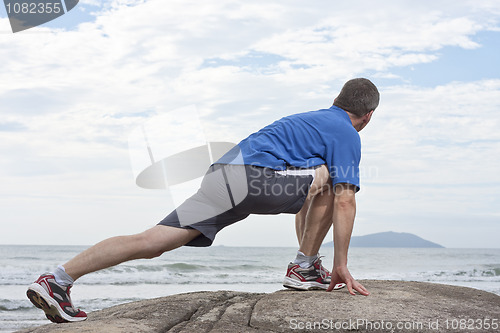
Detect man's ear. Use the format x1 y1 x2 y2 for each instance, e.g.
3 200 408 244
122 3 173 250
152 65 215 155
364 110 374 123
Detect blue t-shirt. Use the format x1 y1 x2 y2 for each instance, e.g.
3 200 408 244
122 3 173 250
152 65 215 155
217 105 361 190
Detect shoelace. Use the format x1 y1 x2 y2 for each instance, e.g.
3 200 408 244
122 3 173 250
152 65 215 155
316 256 329 279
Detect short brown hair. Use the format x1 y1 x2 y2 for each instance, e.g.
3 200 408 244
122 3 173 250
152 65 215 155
333 78 380 117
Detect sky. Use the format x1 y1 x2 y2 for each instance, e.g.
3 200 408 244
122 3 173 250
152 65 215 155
0 0 499 248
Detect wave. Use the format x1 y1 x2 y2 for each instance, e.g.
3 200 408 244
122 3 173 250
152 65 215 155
484 266 500 277
105 263 276 273
76 274 282 286
7 256 42 261
427 266 500 281
80 280 281 286
2 266 499 286
0 300 34 312
363 266 500 284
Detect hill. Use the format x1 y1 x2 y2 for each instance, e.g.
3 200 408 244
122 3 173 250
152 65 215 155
323 231 444 248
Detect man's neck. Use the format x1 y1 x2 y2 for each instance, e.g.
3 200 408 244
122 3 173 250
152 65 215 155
346 112 362 132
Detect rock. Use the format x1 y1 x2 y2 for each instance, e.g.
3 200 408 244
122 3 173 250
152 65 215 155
18 280 500 333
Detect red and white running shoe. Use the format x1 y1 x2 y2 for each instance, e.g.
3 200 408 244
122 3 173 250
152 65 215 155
283 257 345 291
27 273 87 323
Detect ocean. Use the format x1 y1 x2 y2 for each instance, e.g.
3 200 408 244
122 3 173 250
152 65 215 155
1 245 499 332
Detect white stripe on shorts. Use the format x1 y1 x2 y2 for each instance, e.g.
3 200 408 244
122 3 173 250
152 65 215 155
274 167 316 183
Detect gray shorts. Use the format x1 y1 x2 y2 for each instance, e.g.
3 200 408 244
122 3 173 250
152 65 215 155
158 164 316 246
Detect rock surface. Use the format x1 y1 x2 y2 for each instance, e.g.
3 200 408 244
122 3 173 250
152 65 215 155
19 280 500 333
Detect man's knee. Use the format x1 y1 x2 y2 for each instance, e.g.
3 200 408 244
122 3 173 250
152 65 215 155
134 229 166 259
309 165 332 198
136 225 201 259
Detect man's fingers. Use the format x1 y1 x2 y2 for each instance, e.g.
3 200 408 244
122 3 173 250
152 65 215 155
346 280 355 295
344 280 370 296
326 279 340 292
353 282 370 296
327 279 369 295
326 271 343 292
326 267 369 296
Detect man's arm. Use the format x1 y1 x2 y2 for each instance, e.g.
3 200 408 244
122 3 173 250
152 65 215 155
326 183 369 295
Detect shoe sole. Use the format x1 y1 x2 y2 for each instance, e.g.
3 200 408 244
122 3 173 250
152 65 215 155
27 283 87 323
283 277 346 291
283 276 328 291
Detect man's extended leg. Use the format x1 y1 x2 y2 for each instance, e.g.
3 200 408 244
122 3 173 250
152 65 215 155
27 225 200 323
64 225 200 281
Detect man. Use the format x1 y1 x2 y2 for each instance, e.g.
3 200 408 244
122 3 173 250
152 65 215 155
27 78 379 323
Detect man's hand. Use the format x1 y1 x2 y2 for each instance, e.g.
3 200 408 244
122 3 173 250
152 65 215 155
326 265 369 296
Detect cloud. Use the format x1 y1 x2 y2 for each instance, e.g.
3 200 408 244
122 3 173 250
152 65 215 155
0 121 26 132
0 0 499 246
358 79 500 233
367 80 500 175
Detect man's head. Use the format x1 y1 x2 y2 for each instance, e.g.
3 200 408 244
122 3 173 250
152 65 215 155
333 78 380 131
334 78 379 116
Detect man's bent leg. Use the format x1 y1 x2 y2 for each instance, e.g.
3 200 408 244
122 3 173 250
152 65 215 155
284 165 338 291
294 198 309 248
64 225 201 281
296 165 334 257
298 187 334 257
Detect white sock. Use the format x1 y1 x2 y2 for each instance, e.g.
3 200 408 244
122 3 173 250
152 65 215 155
292 251 318 269
53 265 74 287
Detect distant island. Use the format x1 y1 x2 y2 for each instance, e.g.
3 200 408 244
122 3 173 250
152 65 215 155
322 231 444 248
